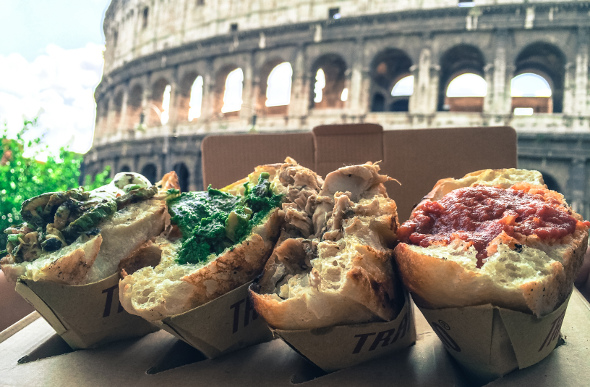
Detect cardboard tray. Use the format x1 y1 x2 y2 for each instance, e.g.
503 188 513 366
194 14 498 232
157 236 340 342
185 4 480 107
1 289 589 386
14 274 158 349
153 281 273 359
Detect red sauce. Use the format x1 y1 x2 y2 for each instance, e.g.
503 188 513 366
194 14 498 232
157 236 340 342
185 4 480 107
398 185 581 268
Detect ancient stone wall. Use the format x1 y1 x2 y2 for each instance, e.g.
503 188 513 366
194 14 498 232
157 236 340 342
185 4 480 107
87 0 590 219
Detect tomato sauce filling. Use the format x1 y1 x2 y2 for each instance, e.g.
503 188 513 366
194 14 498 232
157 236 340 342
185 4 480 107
397 185 581 268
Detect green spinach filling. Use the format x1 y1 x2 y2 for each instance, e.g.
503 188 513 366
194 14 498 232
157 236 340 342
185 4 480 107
167 173 283 265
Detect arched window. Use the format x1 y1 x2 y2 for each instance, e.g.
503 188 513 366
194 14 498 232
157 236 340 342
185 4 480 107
444 73 487 112
514 43 564 113
511 73 552 115
266 62 292 107
149 79 171 126
391 76 414 97
160 85 171 125
221 68 243 113
173 162 190 193
438 45 485 112
311 54 346 109
369 49 413 112
447 73 487 97
119 165 131 173
188 76 204 121
371 93 385 112
314 69 326 103
540 171 560 193
140 164 158 184
340 88 348 102
389 75 413 112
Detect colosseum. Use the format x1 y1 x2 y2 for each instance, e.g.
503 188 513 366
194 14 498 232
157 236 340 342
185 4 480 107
86 0 590 219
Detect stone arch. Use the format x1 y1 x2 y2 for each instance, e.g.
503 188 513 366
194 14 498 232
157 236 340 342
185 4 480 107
149 77 172 126
438 44 486 112
540 171 561 193
513 42 565 114
140 163 158 184
214 65 243 117
310 54 347 110
178 71 203 122
369 48 413 112
119 165 131 173
173 162 190 193
257 58 292 116
127 84 143 130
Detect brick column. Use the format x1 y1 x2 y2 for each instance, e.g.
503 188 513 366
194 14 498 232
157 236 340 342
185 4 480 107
409 47 438 115
117 86 129 134
348 38 365 116
289 45 309 119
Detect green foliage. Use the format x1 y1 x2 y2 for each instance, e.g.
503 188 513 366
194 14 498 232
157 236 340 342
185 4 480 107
0 119 110 249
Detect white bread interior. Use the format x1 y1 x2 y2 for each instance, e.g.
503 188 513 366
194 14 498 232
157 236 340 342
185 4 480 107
250 163 401 330
394 168 590 317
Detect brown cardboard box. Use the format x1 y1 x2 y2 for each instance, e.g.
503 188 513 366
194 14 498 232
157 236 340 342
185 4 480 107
15 273 158 349
202 125 516 221
272 291 416 372
153 281 273 359
419 293 572 382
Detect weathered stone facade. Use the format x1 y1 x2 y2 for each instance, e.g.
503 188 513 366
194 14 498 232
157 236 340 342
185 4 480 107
87 0 590 219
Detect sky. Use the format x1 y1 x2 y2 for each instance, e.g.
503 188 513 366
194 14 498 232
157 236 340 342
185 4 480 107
0 1 547 157
0 0 111 155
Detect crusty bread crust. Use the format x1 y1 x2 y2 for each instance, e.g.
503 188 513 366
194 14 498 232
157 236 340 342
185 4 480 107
250 163 401 330
394 168 590 317
119 209 282 321
1 235 103 284
250 237 399 330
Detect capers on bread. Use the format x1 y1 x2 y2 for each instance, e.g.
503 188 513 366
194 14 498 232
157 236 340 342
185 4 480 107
0 172 179 285
249 163 401 330
394 169 590 317
118 158 324 321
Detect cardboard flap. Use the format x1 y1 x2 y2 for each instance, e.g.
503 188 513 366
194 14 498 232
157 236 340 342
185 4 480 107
273 292 416 372
383 126 517 220
419 304 497 367
418 293 572 379
15 280 68 335
201 125 517 221
16 274 158 349
312 124 384 177
160 281 273 359
499 293 571 369
201 132 314 189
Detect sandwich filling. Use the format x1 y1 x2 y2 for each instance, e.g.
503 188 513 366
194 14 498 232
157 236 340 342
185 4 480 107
167 172 283 264
398 183 590 268
2 173 156 264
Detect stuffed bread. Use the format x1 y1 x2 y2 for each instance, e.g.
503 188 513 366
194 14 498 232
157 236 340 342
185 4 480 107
394 168 590 317
118 158 324 321
0 171 179 285
249 163 401 330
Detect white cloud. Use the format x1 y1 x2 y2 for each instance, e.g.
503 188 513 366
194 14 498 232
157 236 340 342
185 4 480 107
0 43 104 155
